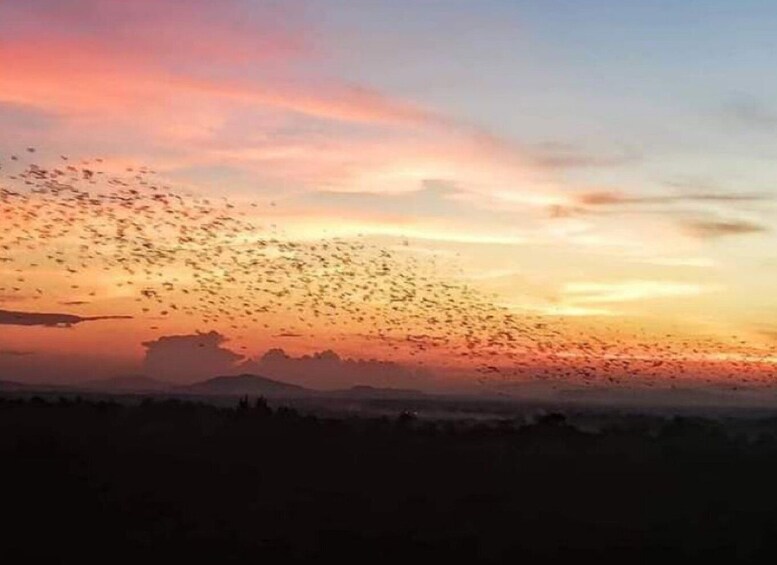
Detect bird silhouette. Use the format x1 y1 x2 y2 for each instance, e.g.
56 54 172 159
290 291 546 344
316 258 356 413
1 149 775 388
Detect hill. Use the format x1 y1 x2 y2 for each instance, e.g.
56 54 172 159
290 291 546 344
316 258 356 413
79 375 170 393
0 379 33 392
178 373 310 396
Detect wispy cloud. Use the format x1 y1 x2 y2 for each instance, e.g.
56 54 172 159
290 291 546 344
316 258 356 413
561 280 715 304
0 349 34 357
722 95 777 132
574 190 768 207
0 0 619 218
631 257 717 268
683 219 769 239
529 143 639 170
0 309 131 327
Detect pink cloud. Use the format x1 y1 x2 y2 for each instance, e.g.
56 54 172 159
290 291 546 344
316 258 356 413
0 0 567 222
1 0 307 66
0 0 438 129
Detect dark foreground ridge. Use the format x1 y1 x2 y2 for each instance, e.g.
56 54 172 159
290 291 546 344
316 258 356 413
5 396 777 563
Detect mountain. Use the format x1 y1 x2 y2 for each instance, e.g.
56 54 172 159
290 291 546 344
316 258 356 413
79 375 170 393
0 379 78 393
178 373 310 396
0 379 33 392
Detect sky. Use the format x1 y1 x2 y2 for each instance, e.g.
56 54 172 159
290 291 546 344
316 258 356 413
2 0 777 389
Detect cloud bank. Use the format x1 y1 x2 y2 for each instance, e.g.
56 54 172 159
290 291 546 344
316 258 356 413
141 331 431 389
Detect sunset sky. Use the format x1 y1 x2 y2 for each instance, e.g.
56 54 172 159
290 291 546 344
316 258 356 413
2 1 777 387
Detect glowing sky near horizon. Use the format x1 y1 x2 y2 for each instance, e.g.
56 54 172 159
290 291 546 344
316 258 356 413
2 0 777 385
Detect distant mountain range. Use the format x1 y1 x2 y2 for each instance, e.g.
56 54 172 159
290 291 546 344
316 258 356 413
24 373 427 399
0 379 35 392
6 373 777 412
80 375 170 392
